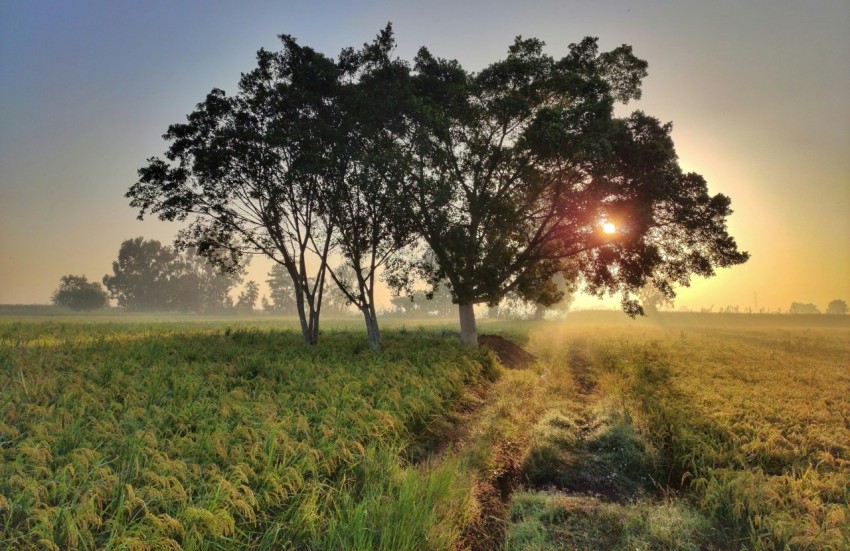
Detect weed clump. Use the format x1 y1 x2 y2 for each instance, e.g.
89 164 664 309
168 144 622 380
505 491 714 551
523 408 660 502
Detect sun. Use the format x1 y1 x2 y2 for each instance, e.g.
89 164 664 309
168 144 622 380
602 221 617 234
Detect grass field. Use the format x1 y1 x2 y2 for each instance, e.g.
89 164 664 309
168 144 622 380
0 318 496 549
1 312 848 550
505 316 850 550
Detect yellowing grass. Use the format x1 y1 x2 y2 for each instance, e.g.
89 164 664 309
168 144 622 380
529 321 850 550
0 321 494 550
3 314 848 550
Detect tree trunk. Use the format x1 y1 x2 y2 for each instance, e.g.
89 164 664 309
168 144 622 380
293 287 313 344
362 306 382 351
294 287 319 345
458 303 478 347
533 303 546 320
308 307 320 345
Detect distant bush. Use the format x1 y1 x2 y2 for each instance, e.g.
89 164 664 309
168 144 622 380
50 274 109 310
826 299 848 315
788 302 819 314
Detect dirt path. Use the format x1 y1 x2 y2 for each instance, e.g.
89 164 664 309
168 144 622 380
567 340 597 397
435 337 603 550
420 334 683 550
455 337 607 550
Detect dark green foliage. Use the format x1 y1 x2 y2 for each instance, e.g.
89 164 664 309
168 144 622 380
395 34 747 344
50 275 109 311
129 27 747 347
130 36 342 343
322 26 418 350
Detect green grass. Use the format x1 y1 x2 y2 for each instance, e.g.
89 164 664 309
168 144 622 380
2 313 848 550
506 491 712 551
0 320 495 550
518 322 850 550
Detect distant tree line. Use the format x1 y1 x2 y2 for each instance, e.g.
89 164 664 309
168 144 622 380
789 300 847 315
101 237 248 312
263 264 353 317
51 237 360 315
51 237 252 313
690 300 849 315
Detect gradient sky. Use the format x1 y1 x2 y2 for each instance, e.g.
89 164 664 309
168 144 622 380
1 0 848 311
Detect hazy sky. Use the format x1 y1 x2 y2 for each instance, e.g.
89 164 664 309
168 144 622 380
1 0 848 311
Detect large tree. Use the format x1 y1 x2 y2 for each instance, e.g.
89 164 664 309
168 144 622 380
236 281 260 313
103 237 183 311
130 36 341 343
319 26 416 350
103 237 243 312
51 275 109 311
401 37 748 344
265 264 297 314
639 283 675 316
789 302 819 315
826 299 848 315
183 247 245 313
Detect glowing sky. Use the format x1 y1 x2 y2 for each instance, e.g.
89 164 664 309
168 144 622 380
1 0 848 311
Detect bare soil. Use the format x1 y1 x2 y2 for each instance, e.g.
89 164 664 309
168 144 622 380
478 334 536 369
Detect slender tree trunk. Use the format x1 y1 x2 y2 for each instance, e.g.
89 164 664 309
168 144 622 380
533 303 546 320
293 285 319 345
308 307 320 344
307 281 322 345
293 285 312 344
362 305 382 351
458 303 478 347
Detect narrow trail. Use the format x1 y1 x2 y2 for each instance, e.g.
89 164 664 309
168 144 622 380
452 337 611 550
422 334 669 550
567 340 597 398
494 333 713 551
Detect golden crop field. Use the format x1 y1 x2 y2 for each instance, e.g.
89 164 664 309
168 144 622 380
506 316 850 550
0 319 495 550
1 314 849 550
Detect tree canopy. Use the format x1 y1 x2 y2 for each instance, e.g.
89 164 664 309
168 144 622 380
130 37 341 342
397 36 748 343
130 26 748 347
319 27 417 350
826 299 848 315
102 237 244 312
51 275 109 311
788 302 820 315
236 281 260 313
